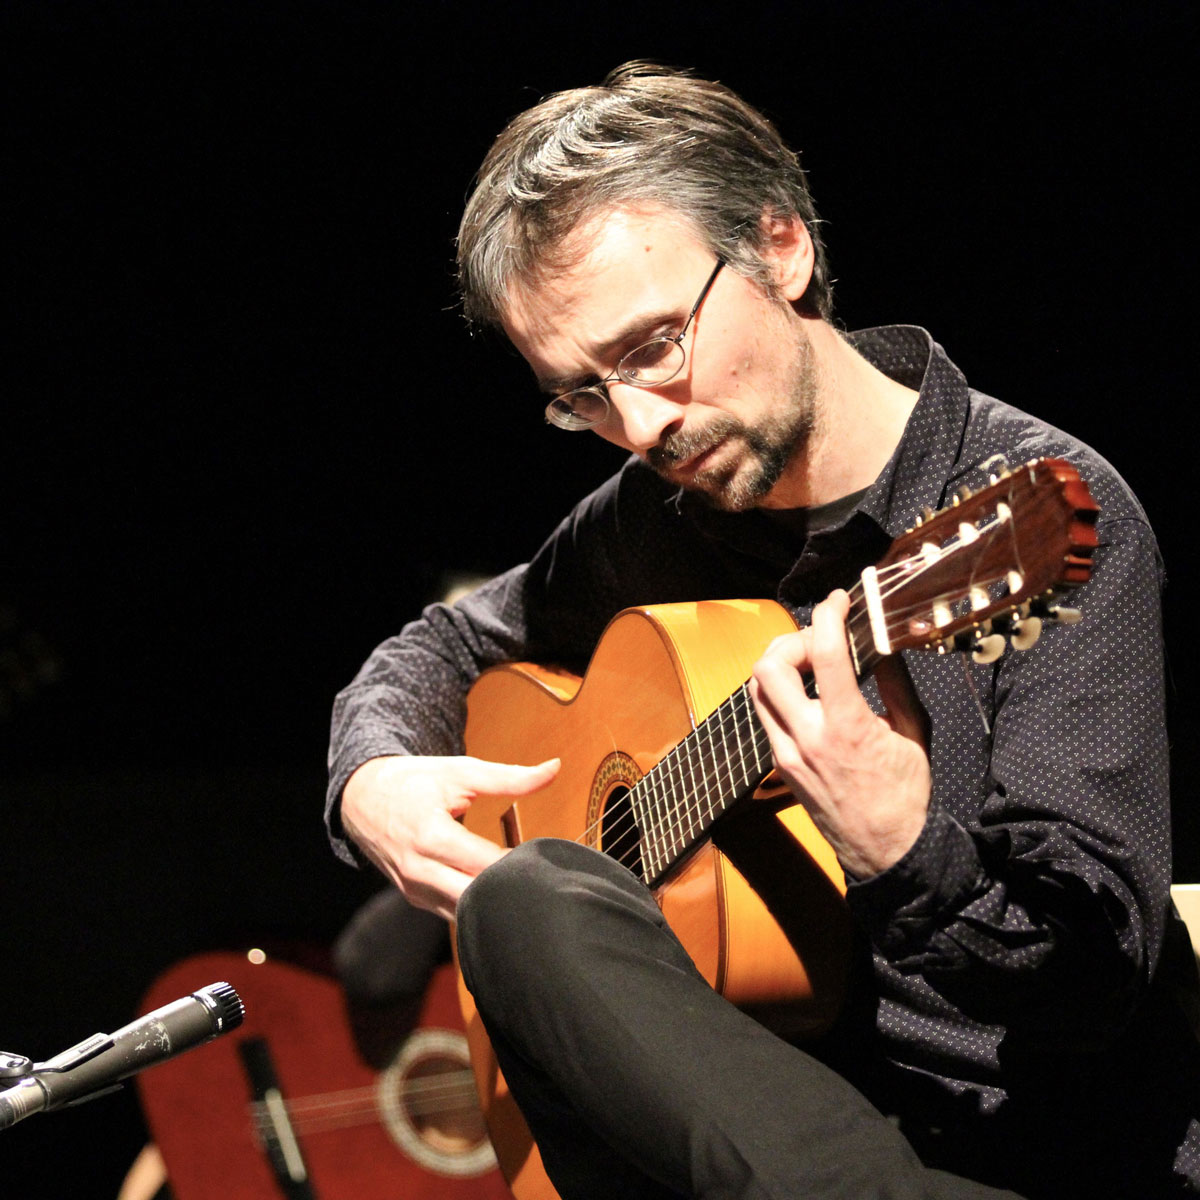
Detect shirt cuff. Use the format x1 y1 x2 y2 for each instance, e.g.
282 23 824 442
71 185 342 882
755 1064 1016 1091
844 797 986 962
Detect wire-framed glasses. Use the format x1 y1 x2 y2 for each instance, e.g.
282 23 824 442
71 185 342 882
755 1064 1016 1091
544 259 725 431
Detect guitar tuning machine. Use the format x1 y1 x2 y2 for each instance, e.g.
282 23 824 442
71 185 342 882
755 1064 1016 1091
1009 615 1042 651
950 625 1006 664
971 632 1007 664
1028 596 1082 627
964 600 1082 663
988 604 1041 652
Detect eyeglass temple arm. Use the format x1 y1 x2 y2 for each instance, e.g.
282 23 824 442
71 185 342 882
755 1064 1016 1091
678 259 725 338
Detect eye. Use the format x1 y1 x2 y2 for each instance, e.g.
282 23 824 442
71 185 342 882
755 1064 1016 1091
622 338 676 376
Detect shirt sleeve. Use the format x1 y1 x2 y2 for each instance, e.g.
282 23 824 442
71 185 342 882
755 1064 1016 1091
324 459 705 864
844 511 1171 1042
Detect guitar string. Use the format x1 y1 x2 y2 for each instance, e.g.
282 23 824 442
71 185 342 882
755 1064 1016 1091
274 1070 480 1112
567 543 960 865
567 516 1017 878
574 578 944 876
567 564 893 866
579 582 961 879
247 1071 482 1137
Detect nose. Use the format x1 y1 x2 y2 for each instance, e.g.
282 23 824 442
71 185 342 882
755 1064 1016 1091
605 383 686 452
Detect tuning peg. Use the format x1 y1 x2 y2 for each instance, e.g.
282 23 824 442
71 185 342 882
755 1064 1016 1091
1009 615 1043 651
1046 606 1082 625
1027 599 1082 627
971 633 1007 664
955 627 1006 663
1026 596 1083 627
981 455 1011 482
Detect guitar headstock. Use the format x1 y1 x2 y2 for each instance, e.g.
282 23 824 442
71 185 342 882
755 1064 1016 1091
859 458 1099 664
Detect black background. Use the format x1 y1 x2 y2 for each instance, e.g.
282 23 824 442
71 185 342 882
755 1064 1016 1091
2 2 1196 1195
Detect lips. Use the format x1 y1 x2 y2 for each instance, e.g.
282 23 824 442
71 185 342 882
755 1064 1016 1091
650 424 732 474
674 439 726 477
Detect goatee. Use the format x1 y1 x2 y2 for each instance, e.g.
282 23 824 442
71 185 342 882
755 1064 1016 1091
648 330 819 512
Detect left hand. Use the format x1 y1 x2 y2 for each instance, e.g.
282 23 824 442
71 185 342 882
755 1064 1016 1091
749 589 932 878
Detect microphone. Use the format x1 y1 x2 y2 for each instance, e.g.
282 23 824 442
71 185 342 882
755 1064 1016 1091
0 981 245 1129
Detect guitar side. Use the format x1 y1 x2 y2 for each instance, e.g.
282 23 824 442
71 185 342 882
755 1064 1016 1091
456 599 852 1200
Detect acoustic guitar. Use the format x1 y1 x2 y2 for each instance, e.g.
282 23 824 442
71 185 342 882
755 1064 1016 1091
454 457 1100 1200
134 952 513 1199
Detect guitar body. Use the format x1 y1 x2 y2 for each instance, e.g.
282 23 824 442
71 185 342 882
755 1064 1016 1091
458 599 853 1200
135 953 512 1200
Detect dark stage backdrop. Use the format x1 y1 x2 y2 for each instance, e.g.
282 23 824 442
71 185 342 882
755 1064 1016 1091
2 3 1195 1195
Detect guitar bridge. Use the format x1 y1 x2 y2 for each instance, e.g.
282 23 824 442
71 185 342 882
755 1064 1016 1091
499 804 523 849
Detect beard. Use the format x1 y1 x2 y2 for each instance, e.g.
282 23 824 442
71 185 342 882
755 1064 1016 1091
646 325 819 512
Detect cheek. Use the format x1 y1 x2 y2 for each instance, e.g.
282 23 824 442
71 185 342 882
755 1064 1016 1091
717 330 772 390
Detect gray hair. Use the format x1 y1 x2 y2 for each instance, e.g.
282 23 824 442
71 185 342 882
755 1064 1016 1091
456 62 833 329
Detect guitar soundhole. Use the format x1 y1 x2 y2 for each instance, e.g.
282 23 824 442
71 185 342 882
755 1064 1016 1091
406 1053 487 1151
377 1029 498 1177
601 786 644 878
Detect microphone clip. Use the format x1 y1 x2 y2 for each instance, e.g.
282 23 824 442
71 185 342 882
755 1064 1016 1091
0 980 244 1129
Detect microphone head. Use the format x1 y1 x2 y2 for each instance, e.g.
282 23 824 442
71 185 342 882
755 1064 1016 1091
194 982 246 1033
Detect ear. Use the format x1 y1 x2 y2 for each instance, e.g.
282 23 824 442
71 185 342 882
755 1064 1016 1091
759 210 815 303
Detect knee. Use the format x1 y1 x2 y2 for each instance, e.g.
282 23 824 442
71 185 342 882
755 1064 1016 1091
457 838 613 945
455 839 590 1005
456 839 654 993
458 839 562 939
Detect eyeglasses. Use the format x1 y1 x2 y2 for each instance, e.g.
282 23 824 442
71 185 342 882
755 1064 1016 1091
544 259 725 431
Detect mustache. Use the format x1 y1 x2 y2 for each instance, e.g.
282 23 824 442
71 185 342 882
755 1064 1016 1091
647 416 745 471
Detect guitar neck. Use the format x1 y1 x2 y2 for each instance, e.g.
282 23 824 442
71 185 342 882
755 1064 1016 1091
631 594 880 887
612 458 1099 890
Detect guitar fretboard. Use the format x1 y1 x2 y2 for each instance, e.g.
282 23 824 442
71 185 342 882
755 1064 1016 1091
625 604 879 887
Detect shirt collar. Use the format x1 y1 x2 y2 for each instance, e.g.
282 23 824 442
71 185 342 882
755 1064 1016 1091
846 325 973 538
673 324 973 542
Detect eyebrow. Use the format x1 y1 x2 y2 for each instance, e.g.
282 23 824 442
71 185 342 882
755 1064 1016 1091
535 306 683 396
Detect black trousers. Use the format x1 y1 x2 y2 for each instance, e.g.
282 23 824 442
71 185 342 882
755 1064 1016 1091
456 839 1023 1200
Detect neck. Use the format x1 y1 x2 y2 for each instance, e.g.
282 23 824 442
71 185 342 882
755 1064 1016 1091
759 321 918 511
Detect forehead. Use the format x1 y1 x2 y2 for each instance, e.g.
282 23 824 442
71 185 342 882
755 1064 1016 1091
501 206 712 385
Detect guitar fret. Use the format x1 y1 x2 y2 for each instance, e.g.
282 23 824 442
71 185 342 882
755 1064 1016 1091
632 687 776 888
629 775 654 884
646 763 670 881
684 738 703 851
630 626 884 888
664 758 683 869
717 702 733 808
732 691 753 790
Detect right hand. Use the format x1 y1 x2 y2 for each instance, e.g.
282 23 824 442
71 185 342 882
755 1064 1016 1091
340 754 560 921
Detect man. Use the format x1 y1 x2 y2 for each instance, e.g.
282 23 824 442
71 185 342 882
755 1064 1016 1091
327 64 1199 1197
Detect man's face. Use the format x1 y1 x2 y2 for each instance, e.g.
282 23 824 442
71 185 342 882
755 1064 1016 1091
501 206 820 511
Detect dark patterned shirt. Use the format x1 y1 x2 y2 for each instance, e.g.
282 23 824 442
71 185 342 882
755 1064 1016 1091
328 326 1199 1195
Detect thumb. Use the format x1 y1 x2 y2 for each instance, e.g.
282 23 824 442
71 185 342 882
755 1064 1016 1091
457 756 561 796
